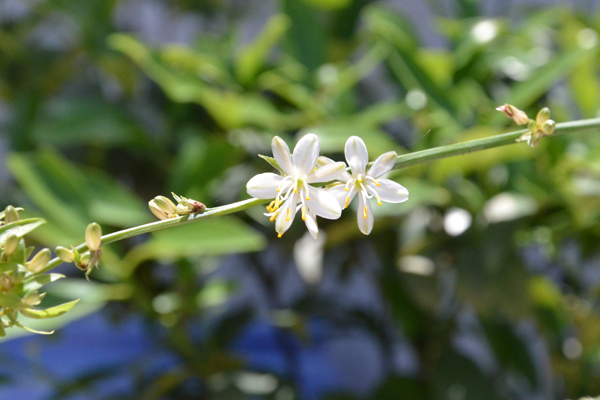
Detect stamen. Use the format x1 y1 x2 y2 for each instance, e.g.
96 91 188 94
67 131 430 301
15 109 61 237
371 177 381 187
344 180 352 192
363 206 368 219
344 196 351 209
302 206 306 221
357 174 363 183
286 208 290 222
376 193 382 206
304 181 310 200
278 233 283 238
270 210 280 221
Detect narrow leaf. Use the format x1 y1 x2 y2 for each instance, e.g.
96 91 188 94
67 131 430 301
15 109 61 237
19 299 80 319
0 218 46 248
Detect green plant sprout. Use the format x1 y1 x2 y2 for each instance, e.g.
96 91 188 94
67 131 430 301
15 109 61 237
2 105 600 336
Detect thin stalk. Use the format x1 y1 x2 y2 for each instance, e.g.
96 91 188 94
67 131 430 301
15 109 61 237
43 117 600 272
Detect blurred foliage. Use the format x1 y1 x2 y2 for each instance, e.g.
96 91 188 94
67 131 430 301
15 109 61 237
3 0 600 399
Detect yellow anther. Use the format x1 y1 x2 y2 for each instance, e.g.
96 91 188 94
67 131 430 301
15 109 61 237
344 181 352 192
344 188 349 192
376 194 382 206
286 208 290 222
302 206 306 221
270 210 280 221
278 233 283 238
371 178 381 187
357 174 363 183
306 196 310 201
363 206 368 219
344 196 351 209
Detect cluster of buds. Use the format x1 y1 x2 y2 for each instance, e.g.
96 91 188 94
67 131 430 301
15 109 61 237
55 222 103 280
1 205 79 336
148 192 205 220
496 104 556 147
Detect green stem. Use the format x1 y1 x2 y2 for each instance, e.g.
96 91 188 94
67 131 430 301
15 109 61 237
42 117 600 273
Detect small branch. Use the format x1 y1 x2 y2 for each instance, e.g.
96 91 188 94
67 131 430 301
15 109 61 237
42 117 600 273
390 117 600 170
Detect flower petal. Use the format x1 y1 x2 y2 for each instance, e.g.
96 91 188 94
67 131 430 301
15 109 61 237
293 133 320 177
345 136 369 177
246 173 284 199
371 179 409 203
306 186 341 220
275 193 299 235
272 136 294 175
357 194 374 235
327 185 349 208
304 210 319 239
317 156 352 181
367 151 397 178
306 162 347 183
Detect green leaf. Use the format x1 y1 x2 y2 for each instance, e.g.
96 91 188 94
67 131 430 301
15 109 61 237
22 274 66 292
235 14 290 84
123 217 267 274
258 155 284 173
0 293 29 309
0 263 20 274
0 218 46 248
19 299 80 319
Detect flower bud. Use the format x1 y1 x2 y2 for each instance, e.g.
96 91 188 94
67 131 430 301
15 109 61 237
496 104 530 125
28 249 51 273
78 252 91 268
55 246 75 263
542 120 556 135
154 196 177 215
536 107 551 126
148 200 170 220
4 205 19 223
85 223 102 252
4 234 18 256
0 275 12 291
23 292 41 306
527 119 538 135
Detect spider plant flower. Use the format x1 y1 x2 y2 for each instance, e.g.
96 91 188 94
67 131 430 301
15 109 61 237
328 136 409 235
246 134 345 238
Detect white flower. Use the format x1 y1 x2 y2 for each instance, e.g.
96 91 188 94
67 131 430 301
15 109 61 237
328 136 409 235
246 134 346 238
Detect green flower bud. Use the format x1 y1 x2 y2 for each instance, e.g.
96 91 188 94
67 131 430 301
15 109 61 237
4 205 19 223
536 107 551 126
527 119 539 135
85 223 102 252
79 252 91 268
4 234 18 256
28 249 51 273
542 119 556 135
154 196 177 215
148 200 170 220
55 246 75 263
23 292 41 306
0 276 12 291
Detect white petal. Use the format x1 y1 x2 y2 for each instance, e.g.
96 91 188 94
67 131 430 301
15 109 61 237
316 156 335 167
345 136 369 177
317 156 351 181
304 210 319 239
293 133 320 177
306 186 341 220
272 136 294 176
275 193 299 235
371 179 409 203
357 194 374 235
306 162 347 183
367 151 397 178
327 185 350 208
246 173 284 199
